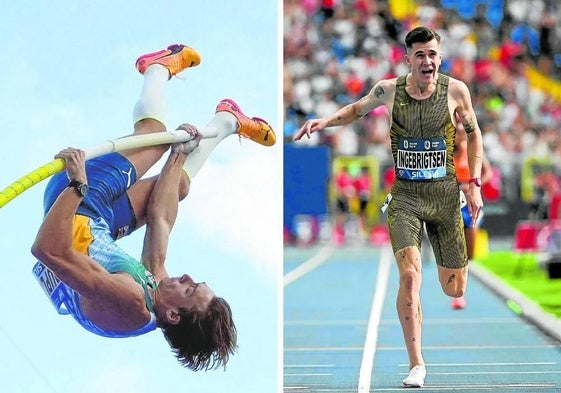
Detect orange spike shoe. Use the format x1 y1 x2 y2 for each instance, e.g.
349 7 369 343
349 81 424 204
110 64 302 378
135 44 201 78
215 99 276 146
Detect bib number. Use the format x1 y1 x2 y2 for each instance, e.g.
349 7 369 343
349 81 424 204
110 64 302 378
396 137 447 180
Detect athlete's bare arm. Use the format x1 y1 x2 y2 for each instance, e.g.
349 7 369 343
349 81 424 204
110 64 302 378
140 152 186 281
449 78 484 224
30 149 145 314
294 79 397 140
141 124 201 282
449 79 484 176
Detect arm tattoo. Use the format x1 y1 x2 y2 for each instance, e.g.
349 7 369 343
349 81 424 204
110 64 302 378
374 86 385 98
330 104 362 126
462 114 476 133
329 115 344 127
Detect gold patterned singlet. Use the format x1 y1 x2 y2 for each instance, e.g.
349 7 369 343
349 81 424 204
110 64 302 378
391 73 456 181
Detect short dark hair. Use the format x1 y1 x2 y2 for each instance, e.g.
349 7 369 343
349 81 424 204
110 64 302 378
405 26 441 50
159 296 238 371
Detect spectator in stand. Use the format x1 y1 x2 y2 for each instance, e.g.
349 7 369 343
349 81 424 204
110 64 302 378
333 165 356 245
354 166 373 238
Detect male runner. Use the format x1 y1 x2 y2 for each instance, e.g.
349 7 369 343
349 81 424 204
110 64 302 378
294 26 484 387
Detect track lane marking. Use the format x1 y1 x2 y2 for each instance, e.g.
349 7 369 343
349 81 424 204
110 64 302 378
358 245 393 393
284 245 335 286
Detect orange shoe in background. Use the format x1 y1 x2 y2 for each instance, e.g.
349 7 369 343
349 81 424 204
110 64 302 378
451 296 467 310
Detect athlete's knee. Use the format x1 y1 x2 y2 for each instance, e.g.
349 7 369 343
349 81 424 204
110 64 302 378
396 247 422 291
440 275 466 297
399 268 421 292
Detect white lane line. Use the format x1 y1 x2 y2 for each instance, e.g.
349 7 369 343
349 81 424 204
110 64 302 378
284 373 334 376
386 317 525 325
285 317 524 326
368 384 558 392
284 385 332 391
285 343 560 351
285 319 366 326
285 365 336 368
284 245 335 286
398 371 561 375
398 362 557 367
357 245 393 393
285 347 364 352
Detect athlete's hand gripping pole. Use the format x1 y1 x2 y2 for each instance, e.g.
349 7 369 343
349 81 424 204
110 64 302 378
0 128 217 209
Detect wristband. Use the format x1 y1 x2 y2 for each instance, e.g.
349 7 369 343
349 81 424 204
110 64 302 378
468 177 481 187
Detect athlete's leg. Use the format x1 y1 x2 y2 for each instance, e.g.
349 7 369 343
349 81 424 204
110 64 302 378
449 226 472 309
387 183 426 371
425 189 469 298
95 45 200 237
128 101 276 227
122 64 170 176
182 99 275 181
438 265 468 297
465 226 477 260
125 174 189 229
395 245 425 369
126 110 238 226
121 45 201 179
119 63 174 178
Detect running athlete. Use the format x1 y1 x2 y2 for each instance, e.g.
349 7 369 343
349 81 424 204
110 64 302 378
294 26 484 388
31 44 276 371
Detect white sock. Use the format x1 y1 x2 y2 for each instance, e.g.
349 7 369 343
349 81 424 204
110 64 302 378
182 112 238 181
132 64 169 125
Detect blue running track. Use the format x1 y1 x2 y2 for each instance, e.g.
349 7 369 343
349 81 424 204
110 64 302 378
284 244 561 392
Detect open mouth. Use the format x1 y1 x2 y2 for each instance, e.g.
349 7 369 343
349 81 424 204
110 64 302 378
421 69 433 76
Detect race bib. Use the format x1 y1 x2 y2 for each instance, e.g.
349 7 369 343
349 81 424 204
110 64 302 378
396 137 447 180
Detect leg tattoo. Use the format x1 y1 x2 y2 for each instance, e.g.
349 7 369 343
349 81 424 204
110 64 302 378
446 274 456 285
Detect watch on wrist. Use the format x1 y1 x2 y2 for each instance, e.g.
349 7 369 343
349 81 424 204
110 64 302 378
468 177 482 187
68 180 89 197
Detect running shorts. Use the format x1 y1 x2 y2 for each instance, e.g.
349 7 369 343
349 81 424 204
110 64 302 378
43 153 138 240
387 177 468 269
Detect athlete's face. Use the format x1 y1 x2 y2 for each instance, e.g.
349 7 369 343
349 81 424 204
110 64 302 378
157 274 215 312
406 38 442 85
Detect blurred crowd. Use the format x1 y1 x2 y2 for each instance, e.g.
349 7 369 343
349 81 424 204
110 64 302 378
284 0 561 209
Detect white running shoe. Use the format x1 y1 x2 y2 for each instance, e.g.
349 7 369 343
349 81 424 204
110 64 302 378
402 365 426 388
